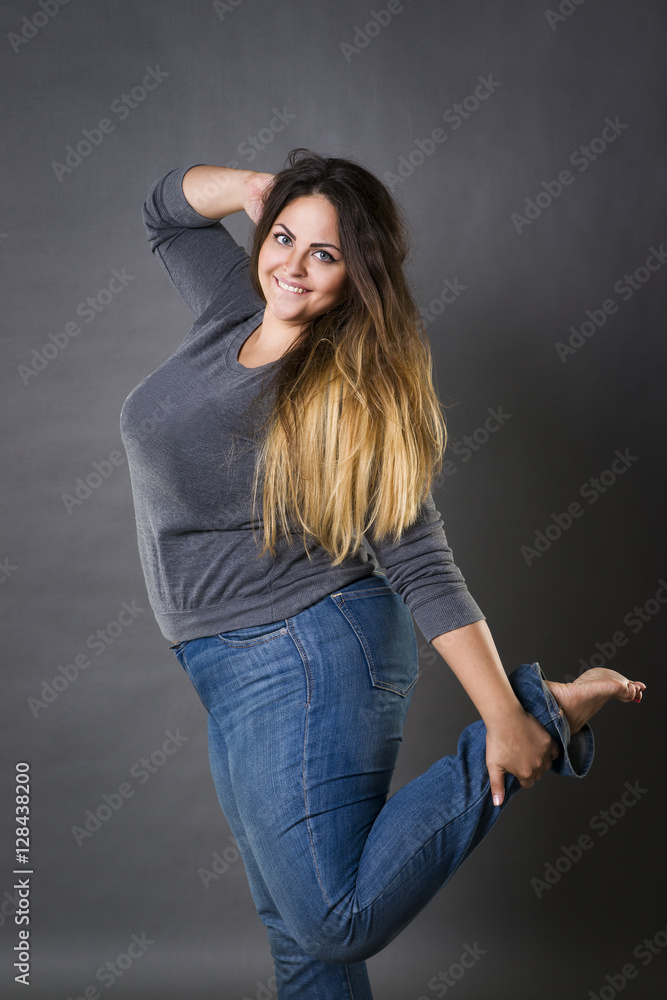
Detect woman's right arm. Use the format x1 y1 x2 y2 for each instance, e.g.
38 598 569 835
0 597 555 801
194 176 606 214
142 164 273 318
182 164 275 223
431 620 559 805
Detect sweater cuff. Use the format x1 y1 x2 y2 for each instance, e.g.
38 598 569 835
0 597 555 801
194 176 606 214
410 588 486 643
154 163 221 228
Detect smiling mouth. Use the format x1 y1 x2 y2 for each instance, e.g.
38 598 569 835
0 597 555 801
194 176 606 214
274 276 311 294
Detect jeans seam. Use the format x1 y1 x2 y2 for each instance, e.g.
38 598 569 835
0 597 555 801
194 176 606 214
178 644 210 709
286 621 312 705
331 585 388 598
527 662 575 754
214 628 288 648
305 778 498 922
348 778 497 917
333 594 412 697
339 596 376 678
301 698 336 910
291 619 335 910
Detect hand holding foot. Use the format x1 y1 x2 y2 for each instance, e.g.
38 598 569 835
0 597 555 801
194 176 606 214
486 667 645 806
486 707 560 803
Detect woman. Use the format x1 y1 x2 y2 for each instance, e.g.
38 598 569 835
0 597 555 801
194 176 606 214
120 149 645 998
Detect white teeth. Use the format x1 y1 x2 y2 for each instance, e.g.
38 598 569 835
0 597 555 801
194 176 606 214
276 277 308 293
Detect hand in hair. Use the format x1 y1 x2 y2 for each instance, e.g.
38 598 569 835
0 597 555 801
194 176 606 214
243 172 276 225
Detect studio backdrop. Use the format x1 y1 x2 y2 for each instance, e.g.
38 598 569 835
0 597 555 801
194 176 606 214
1 1 665 998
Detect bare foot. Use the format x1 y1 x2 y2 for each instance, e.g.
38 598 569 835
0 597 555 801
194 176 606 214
546 668 646 736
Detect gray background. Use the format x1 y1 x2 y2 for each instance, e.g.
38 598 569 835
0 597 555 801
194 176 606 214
1 1 665 997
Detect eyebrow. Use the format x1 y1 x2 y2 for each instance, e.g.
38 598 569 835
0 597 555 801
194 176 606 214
275 222 341 253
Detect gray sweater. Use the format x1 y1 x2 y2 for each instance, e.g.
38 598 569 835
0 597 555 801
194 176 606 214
119 164 485 644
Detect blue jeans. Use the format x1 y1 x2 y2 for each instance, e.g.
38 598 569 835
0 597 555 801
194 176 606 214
170 573 594 999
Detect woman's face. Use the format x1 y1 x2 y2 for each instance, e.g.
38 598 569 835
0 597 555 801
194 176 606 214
258 194 349 325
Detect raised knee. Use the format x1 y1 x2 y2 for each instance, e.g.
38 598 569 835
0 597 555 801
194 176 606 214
302 937 370 965
290 918 380 965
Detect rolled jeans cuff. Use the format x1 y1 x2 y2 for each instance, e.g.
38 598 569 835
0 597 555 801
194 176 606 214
508 661 595 778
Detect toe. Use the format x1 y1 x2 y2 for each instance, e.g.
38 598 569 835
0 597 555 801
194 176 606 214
629 680 645 702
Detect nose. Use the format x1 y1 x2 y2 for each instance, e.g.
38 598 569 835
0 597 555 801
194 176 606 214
283 248 308 277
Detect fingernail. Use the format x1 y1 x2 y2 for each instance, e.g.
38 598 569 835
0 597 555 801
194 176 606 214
493 794 502 807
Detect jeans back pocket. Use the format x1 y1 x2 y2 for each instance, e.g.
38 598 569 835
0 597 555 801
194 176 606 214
214 621 288 647
329 582 419 697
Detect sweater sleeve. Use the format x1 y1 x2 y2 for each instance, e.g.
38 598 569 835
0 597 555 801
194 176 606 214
142 164 264 320
365 490 485 643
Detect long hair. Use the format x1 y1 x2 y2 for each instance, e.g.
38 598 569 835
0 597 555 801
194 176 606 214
245 148 448 565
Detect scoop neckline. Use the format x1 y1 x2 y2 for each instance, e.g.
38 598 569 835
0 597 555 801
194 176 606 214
226 309 278 374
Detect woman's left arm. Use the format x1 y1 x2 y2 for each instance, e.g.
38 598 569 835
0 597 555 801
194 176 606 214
365 490 558 803
431 620 559 805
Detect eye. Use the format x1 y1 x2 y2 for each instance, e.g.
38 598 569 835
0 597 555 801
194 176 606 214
271 232 338 263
